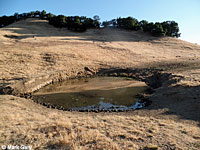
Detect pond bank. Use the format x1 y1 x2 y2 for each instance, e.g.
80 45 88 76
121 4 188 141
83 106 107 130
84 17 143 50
0 67 183 113
1 19 200 149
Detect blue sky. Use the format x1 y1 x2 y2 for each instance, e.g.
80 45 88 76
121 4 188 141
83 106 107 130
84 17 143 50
0 0 200 44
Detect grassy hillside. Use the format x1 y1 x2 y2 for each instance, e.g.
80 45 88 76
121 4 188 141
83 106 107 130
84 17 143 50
0 18 200 150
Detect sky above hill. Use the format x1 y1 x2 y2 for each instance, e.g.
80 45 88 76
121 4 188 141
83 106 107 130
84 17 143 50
0 0 199 44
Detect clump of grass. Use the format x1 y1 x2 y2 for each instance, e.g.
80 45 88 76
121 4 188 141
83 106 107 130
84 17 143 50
44 121 120 150
144 144 159 150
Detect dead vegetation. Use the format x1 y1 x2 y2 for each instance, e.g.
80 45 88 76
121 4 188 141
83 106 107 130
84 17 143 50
0 18 200 149
0 95 200 150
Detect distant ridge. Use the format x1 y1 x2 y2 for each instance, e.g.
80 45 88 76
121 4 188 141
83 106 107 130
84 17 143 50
0 10 180 37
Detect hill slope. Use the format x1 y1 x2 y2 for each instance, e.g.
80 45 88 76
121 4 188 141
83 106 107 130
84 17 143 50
0 18 200 84
0 18 200 150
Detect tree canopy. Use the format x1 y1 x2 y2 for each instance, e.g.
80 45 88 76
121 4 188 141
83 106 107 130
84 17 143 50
104 17 180 37
0 11 180 37
0 10 100 32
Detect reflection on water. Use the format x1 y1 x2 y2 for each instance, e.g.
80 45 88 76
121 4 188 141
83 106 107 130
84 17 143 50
33 77 147 110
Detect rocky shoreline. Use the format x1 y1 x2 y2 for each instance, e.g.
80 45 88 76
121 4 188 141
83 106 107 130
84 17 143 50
1 67 183 112
1 19 200 149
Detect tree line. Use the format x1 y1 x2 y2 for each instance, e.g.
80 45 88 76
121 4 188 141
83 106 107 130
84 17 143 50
0 11 180 37
0 10 100 32
102 17 180 37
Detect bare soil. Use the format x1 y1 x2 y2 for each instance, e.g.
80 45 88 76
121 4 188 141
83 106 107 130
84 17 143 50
0 18 200 150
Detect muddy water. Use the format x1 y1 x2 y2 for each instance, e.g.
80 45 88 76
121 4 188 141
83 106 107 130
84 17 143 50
33 77 147 111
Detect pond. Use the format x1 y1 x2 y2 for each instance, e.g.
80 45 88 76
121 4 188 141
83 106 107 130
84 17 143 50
33 77 148 111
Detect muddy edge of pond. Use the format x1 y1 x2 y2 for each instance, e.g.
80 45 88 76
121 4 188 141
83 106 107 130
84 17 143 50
0 67 183 112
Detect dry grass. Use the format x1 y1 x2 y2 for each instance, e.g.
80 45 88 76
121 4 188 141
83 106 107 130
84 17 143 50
1 19 200 84
0 18 200 149
0 95 200 150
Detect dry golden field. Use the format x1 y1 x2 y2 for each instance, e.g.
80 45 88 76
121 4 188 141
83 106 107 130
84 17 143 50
0 18 200 150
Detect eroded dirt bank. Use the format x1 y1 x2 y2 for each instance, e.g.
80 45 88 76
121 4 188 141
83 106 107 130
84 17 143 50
0 19 200 149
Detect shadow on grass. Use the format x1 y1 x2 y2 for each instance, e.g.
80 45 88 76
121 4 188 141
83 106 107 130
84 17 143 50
99 67 200 126
2 18 161 43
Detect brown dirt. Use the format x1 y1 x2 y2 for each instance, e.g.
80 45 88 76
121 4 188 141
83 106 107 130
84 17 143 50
0 18 200 150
